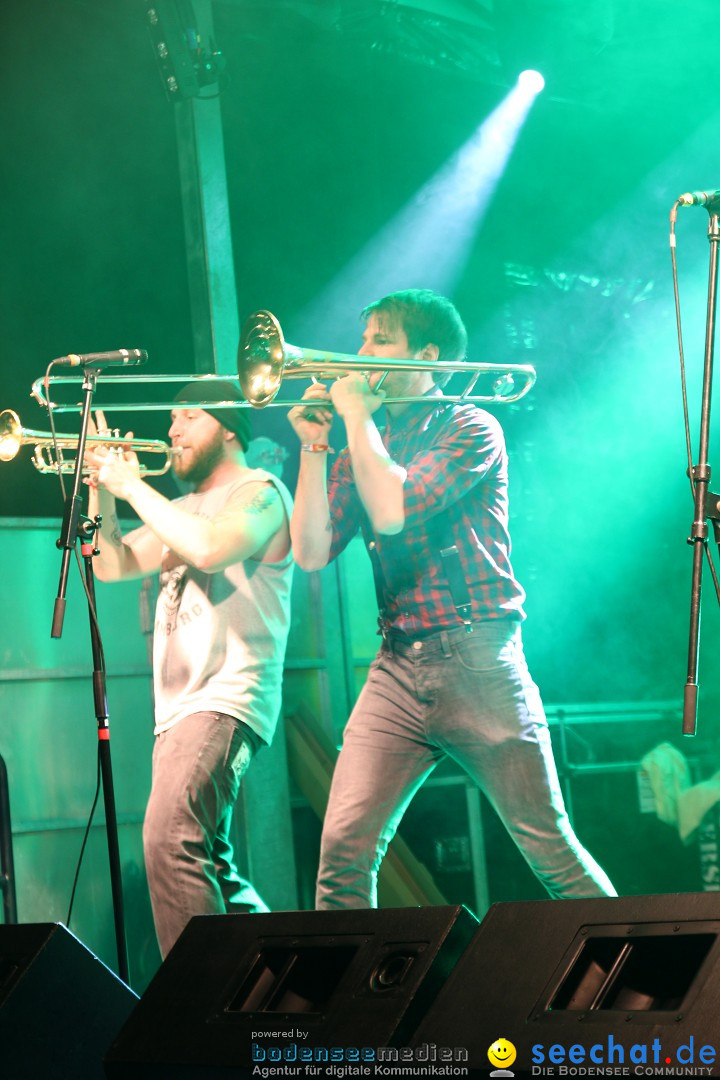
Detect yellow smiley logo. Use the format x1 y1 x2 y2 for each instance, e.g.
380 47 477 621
488 1038 517 1069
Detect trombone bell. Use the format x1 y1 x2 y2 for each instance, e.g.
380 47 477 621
237 310 287 407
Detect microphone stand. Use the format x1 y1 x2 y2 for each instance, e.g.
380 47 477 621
50 369 130 983
683 208 720 736
51 370 96 640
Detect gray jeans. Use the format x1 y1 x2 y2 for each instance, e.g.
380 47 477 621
143 711 268 958
316 621 616 908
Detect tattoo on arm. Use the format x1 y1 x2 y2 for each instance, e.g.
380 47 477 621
243 486 280 514
109 515 123 546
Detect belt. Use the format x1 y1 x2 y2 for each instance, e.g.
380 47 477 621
381 616 520 659
382 622 478 658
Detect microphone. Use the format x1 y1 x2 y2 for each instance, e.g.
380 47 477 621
678 189 720 208
53 349 148 367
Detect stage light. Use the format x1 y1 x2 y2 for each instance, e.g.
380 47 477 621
518 69 545 94
293 80 543 349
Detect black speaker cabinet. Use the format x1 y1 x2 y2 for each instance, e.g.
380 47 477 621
0 922 138 1080
412 893 720 1077
105 905 478 1078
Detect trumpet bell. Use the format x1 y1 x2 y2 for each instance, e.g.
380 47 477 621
0 410 22 462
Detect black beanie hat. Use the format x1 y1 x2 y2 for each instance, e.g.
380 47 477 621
173 379 251 451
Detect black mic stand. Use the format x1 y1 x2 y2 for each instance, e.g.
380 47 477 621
684 208 720 736
50 369 130 983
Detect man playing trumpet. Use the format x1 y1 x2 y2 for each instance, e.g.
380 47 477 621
288 288 616 909
86 380 293 958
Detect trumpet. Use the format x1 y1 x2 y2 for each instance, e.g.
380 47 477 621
30 310 536 414
0 409 179 477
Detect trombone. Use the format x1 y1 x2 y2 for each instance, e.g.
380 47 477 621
0 409 179 476
30 310 536 414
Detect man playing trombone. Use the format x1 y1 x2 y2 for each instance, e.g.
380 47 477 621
288 288 616 908
85 380 294 957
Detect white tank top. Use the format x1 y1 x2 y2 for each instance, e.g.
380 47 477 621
151 469 294 744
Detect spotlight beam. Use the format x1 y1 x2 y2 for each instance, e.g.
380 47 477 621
294 76 544 349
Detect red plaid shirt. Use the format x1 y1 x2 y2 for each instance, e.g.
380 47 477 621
327 390 526 635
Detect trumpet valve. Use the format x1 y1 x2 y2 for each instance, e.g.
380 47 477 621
33 446 56 473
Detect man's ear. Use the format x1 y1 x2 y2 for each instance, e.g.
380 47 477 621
417 343 439 362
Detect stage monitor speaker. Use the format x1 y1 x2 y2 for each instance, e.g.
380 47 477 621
105 905 478 1078
411 892 720 1076
0 922 138 1080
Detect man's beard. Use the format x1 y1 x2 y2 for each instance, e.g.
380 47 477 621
173 428 226 487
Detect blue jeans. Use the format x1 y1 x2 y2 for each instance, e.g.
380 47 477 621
316 621 616 908
143 711 269 958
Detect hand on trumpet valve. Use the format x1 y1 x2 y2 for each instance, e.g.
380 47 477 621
85 409 110 443
84 411 141 498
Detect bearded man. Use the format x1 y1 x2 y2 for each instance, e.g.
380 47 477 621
87 380 293 957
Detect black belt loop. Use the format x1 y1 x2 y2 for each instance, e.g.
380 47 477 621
439 544 474 632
